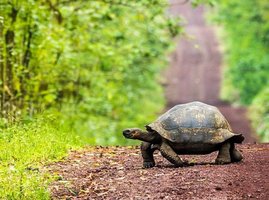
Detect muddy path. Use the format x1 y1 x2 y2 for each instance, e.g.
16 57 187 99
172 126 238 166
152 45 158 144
165 2 255 142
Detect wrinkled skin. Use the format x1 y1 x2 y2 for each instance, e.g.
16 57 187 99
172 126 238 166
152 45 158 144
123 128 243 168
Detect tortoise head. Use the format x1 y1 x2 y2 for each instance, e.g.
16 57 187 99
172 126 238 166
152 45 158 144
123 128 144 139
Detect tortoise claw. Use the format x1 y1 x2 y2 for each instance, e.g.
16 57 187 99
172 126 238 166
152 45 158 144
183 159 189 167
215 158 231 165
143 161 155 168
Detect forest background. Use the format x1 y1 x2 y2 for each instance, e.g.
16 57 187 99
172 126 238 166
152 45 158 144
0 0 268 199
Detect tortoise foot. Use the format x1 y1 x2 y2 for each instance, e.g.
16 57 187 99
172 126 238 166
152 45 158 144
231 149 243 162
143 161 155 168
216 142 231 165
215 157 231 165
173 163 184 168
175 159 189 167
183 159 190 166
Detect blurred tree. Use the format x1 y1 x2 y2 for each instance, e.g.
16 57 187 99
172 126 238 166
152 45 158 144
215 0 269 141
0 0 183 143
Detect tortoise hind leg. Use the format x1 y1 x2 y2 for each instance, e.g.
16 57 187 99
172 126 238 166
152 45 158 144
160 141 186 167
215 142 231 164
230 143 243 162
141 142 155 168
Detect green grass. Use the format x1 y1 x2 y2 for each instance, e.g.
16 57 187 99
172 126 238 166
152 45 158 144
0 75 165 199
0 114 86 199
0 91 165 199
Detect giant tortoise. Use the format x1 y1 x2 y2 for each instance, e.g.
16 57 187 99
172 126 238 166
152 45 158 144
123 101 244 168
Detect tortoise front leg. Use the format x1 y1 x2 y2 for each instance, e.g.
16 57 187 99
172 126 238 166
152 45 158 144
141 142 155 168
215 142 231 164
160 141 185 167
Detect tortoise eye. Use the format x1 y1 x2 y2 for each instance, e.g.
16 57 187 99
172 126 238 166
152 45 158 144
133 131 140 137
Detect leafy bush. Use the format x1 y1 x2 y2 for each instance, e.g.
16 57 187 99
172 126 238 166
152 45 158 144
249 87 269 142
214 0 269 141
215 0 269 105
0 0 182 144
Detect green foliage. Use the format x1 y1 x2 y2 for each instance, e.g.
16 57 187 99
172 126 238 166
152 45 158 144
0 115 85 199
249 87 269 142
191 0 216 7
215 0 269 105
0 0 182 143
214 0 269 141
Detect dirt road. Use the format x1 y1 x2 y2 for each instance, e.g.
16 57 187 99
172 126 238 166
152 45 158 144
49 145 269 199
165 2 255 142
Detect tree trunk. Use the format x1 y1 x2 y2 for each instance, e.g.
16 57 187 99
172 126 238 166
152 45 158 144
4 6 18 121
21 15 33 112
0 18 4 117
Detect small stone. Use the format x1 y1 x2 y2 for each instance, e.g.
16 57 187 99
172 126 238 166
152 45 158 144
215 186 222 191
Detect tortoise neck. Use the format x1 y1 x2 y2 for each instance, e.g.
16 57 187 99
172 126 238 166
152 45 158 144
139 131 161 144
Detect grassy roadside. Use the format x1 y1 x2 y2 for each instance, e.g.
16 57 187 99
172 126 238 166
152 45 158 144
0 115 86 199
0 91 165 199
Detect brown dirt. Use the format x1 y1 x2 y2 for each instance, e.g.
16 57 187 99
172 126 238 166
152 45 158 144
48 2 268 200
48 144 269 199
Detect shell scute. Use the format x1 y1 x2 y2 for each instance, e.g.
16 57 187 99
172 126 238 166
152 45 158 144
148 102 241 144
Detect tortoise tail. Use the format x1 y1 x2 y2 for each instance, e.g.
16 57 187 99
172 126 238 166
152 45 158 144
233 134 244 143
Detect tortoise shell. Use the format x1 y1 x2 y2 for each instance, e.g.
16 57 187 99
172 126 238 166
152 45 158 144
147 101 242 144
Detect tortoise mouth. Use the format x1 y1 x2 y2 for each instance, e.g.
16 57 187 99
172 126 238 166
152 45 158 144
123 129 132 138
